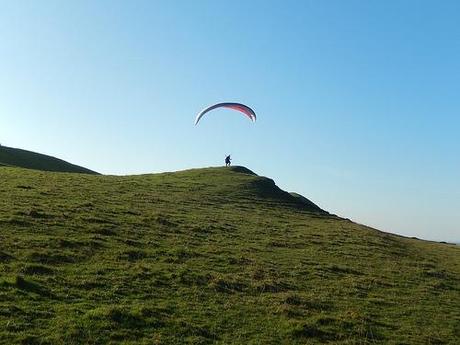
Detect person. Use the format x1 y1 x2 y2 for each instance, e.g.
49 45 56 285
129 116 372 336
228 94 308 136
225 155 231 167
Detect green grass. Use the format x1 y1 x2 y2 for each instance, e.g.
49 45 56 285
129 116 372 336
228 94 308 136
0 146 98 174
0 165 459 344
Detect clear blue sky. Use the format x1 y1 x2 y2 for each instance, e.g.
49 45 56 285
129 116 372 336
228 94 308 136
1 0 459 242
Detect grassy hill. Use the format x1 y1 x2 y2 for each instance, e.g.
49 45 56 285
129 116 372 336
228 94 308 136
0 146 97 174
0 166 459 344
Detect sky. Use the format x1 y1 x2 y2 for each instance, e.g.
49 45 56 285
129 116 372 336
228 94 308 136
1 0 459 242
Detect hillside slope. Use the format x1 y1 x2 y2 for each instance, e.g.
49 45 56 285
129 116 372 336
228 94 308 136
0 146 97 174
0 166 458 344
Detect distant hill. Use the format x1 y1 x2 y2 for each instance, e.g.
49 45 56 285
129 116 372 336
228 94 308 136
0 145 98 174
0 165 458 344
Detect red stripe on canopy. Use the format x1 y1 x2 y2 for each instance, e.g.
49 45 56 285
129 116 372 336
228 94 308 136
224 105 255 121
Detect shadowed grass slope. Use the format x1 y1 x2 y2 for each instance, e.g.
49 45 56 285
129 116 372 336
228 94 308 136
0 165 459 344
0 146 97 174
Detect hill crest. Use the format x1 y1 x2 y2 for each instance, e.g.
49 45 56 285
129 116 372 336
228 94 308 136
0 145 97 174
0 160 458 344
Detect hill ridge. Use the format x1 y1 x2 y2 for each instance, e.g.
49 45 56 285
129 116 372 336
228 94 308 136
0 163 458 344
0 145 98 174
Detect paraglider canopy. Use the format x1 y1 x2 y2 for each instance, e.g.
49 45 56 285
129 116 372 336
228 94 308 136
194 102 256 125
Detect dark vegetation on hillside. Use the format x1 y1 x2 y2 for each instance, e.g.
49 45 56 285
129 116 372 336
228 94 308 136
0 146 97 174
0 165 459 344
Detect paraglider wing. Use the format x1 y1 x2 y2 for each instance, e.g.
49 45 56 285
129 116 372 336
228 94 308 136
194 102 256 125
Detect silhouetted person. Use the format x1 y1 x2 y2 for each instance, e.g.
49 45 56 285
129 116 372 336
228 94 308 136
225 155 231 167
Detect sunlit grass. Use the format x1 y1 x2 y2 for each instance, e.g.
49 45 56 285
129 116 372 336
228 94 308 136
0 166 459 344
